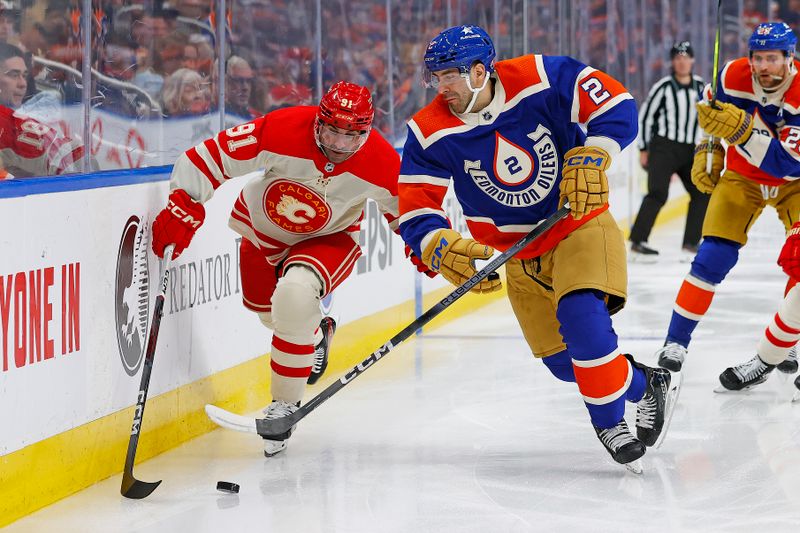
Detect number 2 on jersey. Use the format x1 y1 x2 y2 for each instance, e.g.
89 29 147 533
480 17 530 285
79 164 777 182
580 78 611 105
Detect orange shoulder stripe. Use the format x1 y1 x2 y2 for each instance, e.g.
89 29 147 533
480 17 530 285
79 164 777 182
494 55 541 103
410 97 464 139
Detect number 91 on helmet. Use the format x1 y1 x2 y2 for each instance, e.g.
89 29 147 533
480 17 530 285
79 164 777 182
315 81 374 162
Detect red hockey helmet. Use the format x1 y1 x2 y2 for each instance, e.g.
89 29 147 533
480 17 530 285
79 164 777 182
315 81 374 158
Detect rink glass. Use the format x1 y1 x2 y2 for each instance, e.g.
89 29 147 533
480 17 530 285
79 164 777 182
0 0 782 178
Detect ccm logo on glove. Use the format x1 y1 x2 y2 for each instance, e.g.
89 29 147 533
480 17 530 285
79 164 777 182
565 154 607 168
167 200 203 228
429 235 450 271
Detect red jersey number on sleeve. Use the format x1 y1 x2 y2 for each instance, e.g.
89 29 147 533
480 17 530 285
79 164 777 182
782 126 800 158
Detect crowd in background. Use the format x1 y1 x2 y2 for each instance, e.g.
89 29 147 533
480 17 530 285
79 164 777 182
0 0 798 177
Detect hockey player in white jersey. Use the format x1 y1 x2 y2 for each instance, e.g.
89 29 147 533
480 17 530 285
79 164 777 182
151 81 434 456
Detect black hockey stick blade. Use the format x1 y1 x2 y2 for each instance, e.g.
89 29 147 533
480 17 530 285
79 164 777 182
251 206 571 439
121 471 162 499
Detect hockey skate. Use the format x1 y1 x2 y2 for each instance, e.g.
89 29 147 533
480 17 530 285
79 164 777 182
593 419 646 474
777 346 798 374
628 355 681 448
716 355 775 392
656 341 687 372
262 400 299 457
308 316 337 385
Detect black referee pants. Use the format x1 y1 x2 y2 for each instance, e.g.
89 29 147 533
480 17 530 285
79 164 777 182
629 136 709 247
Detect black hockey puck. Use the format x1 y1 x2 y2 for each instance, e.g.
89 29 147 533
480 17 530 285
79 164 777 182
216 481 240 494
488 272 500 281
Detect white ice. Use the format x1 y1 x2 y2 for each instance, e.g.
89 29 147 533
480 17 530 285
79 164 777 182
9 211 800 532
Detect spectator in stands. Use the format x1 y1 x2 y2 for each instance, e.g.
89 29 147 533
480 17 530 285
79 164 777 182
173 0 209 20
153 33 189 77
0 1 19 45
95 33 156 118
0 40 26 109
224 55 257 119
189 34 214 77
160 67 210 117
0 42 83 178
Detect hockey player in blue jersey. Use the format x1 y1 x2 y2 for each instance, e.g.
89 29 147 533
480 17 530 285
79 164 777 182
654 22 800 378
398 25 680 470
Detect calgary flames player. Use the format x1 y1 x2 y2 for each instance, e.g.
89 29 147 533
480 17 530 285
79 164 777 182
151 81 434 456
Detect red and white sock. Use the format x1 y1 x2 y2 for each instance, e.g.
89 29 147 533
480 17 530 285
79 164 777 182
758 285 800 364
269 334 314 403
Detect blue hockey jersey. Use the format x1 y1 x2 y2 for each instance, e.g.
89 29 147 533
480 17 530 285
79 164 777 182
398 54 638 259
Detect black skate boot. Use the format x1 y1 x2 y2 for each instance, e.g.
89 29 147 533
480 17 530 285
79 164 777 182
627 354 680 448
718 355 775 391
777 346 798 374
594 419 646 472
655 341 687 372
307 316 336 385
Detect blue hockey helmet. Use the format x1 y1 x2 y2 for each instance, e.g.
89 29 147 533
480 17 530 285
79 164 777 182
422 25 495 87
749 22 797 55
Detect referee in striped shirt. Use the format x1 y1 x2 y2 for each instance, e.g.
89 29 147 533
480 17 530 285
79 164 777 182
629 41 709 260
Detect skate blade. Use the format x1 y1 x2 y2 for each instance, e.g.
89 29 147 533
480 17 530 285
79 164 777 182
654 371 683 450
625 459 643 474
793 391 800 403
713 383 759 394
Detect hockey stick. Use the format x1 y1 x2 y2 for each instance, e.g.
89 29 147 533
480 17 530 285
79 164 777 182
121 244 174 499
706 0 723 173
205 205 571 438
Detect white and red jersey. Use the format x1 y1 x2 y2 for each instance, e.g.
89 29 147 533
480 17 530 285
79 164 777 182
0 105 83 178
169 106 401 265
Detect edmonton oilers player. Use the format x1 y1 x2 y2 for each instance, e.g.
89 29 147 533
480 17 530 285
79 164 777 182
655 22 800 375
398 25 679 469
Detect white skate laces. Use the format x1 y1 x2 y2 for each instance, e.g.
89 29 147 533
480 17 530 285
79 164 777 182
311 345 325 374
732 355 771 382
636 395 657 430
263 400 298 419
597 422 637 450
657 342 687 370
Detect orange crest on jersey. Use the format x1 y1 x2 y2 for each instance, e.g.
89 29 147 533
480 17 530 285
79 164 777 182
262 179 331 234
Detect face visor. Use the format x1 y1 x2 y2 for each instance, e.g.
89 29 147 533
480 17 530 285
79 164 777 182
421 66 469 89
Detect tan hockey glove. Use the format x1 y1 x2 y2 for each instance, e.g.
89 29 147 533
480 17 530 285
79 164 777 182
690 141 724 194
559 146 610 220
421 229 502 294
696 102 753 145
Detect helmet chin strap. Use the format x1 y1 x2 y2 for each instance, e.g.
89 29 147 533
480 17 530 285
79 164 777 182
462 73 491 114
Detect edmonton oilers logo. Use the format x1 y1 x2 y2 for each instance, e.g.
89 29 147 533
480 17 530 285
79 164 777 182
115 215 150 376
466 125 558 207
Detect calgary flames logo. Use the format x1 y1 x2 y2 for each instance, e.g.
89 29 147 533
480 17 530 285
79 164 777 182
263 179 331 233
